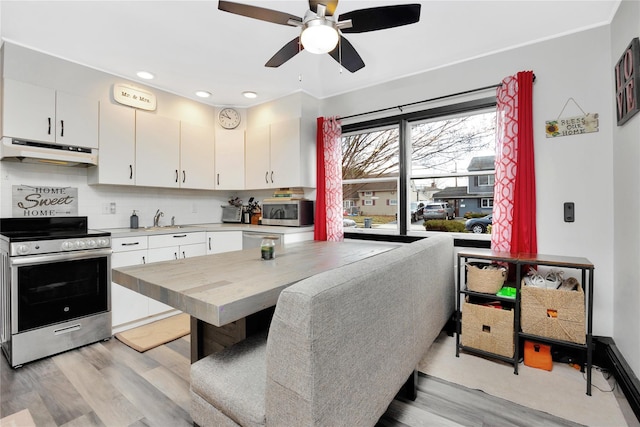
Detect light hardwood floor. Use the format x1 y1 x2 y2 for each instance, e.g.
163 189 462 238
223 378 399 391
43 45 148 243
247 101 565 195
1 335 594 426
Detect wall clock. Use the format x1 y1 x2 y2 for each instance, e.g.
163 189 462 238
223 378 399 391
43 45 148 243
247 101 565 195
218 107 241 129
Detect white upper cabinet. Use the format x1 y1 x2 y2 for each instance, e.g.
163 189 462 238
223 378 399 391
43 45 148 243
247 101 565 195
215 129 245 190
88 102 136 185
245 117 314 189
3 79 98 148
180 122 216 190
135 111 181 188
245 124 271 189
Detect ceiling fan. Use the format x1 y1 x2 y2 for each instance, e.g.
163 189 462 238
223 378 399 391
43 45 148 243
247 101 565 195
218 0 421 73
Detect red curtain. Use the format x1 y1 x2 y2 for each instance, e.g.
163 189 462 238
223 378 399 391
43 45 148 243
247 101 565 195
314 117 343 241
491 71 537 255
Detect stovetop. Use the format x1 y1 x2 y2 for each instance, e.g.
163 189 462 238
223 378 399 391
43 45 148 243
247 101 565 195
0 216 109 241
0 216 111 256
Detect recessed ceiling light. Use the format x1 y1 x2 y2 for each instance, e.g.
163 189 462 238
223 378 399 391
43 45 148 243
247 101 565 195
136 71 155 80
242 91 258 99
195 90 212 98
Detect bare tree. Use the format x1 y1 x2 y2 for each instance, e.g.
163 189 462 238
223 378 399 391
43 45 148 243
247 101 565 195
342 114 495 180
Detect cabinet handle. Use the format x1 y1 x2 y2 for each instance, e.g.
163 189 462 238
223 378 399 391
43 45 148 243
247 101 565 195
48 117 51 135
129 165 133 180
183 170 186 183
182 251 186 258
270 171 274 183
265 171 269 184
175 170 179 183
173 234 188 238
217 174 220 186
60 120 64 137
121 242 139 246
208 237 212 251
142 256 146 264
174 252 178 260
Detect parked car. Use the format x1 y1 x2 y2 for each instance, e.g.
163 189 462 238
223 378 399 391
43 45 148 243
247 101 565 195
410 202 426 222
343 218 357 228
424 202 455 220
465 214 492 233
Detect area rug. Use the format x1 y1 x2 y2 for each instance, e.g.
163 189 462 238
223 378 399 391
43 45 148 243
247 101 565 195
0 409 36 427
418 332 627 427
115 313 190 352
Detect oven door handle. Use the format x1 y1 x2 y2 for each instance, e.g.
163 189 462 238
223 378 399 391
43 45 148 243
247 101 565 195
9 248 112 266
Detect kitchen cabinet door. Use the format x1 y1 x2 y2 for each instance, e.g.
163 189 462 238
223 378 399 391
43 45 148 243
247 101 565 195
270 118 302 188
88 102 135 185
180 122 215 190
245 124 271 189
206 231 243 254
55 91 99 148
111 248 149 329
215 130 245 190
2 79 98 148
135 111 180 188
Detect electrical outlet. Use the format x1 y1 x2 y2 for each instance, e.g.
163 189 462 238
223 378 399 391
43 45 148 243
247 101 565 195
564 202 574 222
110 202 117 214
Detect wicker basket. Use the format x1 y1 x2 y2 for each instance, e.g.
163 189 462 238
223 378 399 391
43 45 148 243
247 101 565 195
466 262 507 294
461 301 514 357
521 283 586 344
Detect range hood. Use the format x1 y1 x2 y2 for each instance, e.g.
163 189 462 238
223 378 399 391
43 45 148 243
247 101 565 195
1 137 98 167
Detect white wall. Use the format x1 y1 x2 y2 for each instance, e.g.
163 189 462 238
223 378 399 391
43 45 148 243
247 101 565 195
322 26 617 342
611 0 640 377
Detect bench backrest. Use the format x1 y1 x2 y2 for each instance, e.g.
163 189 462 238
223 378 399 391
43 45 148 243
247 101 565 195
265 234 454 426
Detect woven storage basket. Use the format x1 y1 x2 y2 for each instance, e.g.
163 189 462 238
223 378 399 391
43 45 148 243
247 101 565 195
461 301 514 358
521 283 585 344
466 262 507 294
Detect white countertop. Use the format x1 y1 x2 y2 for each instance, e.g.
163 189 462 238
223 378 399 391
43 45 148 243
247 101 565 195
99 223 314 238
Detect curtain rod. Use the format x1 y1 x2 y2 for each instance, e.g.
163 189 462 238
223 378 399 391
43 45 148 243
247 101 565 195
338 83 501 121
338 73 536 121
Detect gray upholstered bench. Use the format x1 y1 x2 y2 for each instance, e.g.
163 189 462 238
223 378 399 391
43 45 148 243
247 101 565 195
190 234 454 426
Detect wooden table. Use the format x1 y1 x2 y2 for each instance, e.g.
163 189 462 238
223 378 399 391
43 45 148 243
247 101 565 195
112 240 399 361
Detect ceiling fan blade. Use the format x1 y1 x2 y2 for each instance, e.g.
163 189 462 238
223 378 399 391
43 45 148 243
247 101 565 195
340 4 421 33
265 37 302 68
308 0 339 16
218 1 302 26
328 36 365 73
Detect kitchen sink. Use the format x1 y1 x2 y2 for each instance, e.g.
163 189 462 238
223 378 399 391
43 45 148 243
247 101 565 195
142 225 188 231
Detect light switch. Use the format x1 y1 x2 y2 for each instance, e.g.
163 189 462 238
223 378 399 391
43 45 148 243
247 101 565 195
564 202 574 222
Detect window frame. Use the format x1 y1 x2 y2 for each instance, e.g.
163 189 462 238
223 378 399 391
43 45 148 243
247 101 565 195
341 97 497 241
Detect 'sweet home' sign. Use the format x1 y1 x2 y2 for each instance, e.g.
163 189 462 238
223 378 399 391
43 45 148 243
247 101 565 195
12 185 78 217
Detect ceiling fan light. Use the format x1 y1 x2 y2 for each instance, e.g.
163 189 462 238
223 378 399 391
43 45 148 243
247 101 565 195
301 20 339 54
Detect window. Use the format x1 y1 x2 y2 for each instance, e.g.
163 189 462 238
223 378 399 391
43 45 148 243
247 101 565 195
478 175 495 186
341 97 496 236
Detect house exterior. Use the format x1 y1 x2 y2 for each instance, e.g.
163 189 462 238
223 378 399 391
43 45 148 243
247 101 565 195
432 155 495 217
343 180 398 216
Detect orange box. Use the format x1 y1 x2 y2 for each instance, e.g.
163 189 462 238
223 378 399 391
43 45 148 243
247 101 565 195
524 340 553 371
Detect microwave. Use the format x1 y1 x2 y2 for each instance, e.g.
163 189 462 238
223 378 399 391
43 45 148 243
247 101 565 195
262 199 314 226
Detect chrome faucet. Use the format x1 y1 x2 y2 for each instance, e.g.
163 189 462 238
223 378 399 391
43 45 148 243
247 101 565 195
153 209 164 227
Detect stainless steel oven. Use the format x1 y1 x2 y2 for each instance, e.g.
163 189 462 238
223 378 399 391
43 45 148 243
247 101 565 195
0 217 112 367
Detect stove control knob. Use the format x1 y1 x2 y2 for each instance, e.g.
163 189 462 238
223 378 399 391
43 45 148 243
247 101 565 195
62 241 75 250
16 244 31 255
86 239 97 248
97 237 111 247
75 240 86 249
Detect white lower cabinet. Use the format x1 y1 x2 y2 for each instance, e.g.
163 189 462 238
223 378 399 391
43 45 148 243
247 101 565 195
111 236 152 331
147 232 206 315
206 231 243 254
